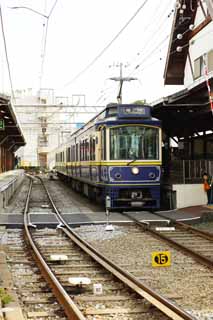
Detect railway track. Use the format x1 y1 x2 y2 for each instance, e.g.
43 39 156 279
75 222 213 320
21 175 195 319
5 229 67 319
121 211 213 269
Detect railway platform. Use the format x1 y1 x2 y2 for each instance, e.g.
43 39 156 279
0 205 212 228
0 170 25 212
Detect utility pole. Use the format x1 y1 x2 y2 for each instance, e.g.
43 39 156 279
110 63 137 104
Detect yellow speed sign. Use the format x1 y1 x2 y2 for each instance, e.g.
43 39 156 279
152 251 171 267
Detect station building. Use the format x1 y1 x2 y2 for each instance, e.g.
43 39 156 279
14 90 103 169
0 94 25 172
0 94 26 210
152 0 213 208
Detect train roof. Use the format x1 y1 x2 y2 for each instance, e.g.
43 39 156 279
63 103 161 144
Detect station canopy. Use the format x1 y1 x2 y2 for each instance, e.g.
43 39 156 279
152 77 213 138
0 94 25 151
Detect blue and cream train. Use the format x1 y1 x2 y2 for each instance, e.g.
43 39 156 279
55 103 162 210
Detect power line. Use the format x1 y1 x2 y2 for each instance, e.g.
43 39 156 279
128 34 170 77
8 1 59 99
126 2 174 77
63 0 150 88
39 0 59 97
127 0 174 68
0 5 15 101
48 0 59 18
96 0 174 106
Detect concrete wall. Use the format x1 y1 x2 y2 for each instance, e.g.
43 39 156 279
172 184 207 208
0 170 25 211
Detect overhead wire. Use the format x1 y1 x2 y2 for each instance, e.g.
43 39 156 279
0 5 15 101
39 0 59 96
128 34 170 77
62 0 150 88
122 0 172 68
126 2 174 78
125 0 207 80
95 86 115 105
96 0 174 106
127 0 174 68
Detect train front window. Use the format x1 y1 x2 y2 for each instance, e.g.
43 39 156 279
110 126 159 160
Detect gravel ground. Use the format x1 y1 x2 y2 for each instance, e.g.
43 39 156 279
2 175 104 214
45 177 103 213
75 224 213 320
194 221 213 234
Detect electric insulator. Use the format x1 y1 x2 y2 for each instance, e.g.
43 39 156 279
176 46 183 52
177 33 183 40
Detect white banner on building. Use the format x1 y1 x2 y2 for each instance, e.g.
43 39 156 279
205 0 213 20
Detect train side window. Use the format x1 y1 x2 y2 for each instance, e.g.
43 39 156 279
67 148 71 162
80 141 84 161
74 145 76 161
90 137 96 161
83 140 85 160
101 128 106 160
85 139 89 161
89 138 92 161
76 143 79 161
70 146 73 161
92 137 96 160
70 146 72 161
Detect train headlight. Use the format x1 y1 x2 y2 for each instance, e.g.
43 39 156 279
131 167 139 175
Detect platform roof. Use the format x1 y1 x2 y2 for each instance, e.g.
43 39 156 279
152 76 213 138
0 94 26 151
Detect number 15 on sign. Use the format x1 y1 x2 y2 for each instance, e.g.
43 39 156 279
152 251 171 267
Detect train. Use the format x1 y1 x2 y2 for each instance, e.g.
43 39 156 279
55 103 162 210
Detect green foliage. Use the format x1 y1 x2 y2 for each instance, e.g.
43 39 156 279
0 288 4 296
0 288 13 305
133 99 147 105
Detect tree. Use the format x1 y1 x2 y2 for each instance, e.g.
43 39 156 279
133 99 147 105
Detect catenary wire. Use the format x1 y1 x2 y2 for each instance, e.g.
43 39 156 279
62 0 150 88
0 5 15 101
39 0 59 95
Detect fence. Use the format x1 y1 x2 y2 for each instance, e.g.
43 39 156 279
163 159 213 184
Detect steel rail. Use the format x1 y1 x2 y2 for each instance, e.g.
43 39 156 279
39 177 195 320
122 212 213 269
24 176 86 320
155 211 213 241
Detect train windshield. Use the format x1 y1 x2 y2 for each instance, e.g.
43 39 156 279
110 126 159 160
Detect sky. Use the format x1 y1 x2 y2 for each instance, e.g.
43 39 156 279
0 0 182 105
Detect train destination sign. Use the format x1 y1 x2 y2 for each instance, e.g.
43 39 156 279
118 104 151 119
152 251 171 267
0 119 5 130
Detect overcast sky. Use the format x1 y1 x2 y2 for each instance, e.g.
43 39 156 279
0 0 181 105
